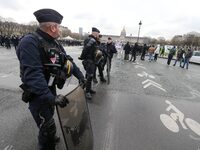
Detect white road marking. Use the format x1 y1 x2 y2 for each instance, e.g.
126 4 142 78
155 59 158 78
137 71 155 79
0 73 10 78
135 65 146 69
161 100 200 141
190 90 200 98
189 135 200 141
142 79 166 92
160 114 179 133
4 145 13 150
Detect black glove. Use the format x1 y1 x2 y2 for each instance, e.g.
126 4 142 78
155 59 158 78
55 94 69 108
79 78 87 89
78 56 83 60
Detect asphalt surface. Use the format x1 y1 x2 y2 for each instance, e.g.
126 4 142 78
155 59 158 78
0 46 200 150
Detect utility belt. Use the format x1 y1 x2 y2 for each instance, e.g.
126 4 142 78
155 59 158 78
82 59 94 68
19 84 36 103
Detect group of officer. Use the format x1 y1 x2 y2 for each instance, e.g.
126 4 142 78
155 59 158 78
79 28 117 99
16 8 116 150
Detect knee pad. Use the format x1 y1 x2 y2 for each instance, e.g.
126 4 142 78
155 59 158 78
86 74 93 81
40 118 56 140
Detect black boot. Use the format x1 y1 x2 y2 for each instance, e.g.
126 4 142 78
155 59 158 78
54 136 60 144
100 78 106 83
85 92 92 100
93 78 98 84
90 89 96 94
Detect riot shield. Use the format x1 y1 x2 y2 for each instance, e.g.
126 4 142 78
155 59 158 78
56 85 93 150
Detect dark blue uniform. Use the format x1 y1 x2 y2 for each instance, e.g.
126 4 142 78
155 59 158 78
16 28 84 150
80 35 98 97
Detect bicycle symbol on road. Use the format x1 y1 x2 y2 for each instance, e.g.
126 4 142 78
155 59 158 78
160 100 200 138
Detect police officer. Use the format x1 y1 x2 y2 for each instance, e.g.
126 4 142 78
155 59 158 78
79 27 101 100
16 8 84 150
93 34 107 83
106 37 117 70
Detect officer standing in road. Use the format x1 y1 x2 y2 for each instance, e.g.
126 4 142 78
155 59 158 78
106 37 117 70
79 27 101 100
16 8 85 150
93 34 107 83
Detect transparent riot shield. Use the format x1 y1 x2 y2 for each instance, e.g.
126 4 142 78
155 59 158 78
56 85 93 150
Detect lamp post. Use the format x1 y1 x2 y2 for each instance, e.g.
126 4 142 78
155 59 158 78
137 20 142 43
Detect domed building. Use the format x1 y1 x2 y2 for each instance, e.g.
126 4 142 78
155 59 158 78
120 26 126 37
101 27 149 44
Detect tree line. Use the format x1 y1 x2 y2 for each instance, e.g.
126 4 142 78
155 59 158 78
0 17 199 46
0 18 86 40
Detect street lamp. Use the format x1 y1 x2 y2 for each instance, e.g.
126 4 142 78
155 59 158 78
137 20 142 43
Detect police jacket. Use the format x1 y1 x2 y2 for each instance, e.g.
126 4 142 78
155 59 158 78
16 28 84 103
123 43 131 54
107 42 117 58
80 35 98 61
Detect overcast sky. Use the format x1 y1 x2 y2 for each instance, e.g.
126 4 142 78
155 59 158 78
0 0 200 39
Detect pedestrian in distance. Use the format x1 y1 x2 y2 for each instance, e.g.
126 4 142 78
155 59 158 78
154 44 160 61
167 46 176 65
173 47 185 67
130 42 138 62
140 43 148 60
148 45 155 62
16 8 85 150
160 45 165 58
181 47 193 69
123 41 131 60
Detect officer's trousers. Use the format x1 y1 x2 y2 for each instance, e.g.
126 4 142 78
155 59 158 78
82 60 95 93
29 100 56 150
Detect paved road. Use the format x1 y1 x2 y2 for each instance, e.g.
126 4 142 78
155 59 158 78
0 47 200 150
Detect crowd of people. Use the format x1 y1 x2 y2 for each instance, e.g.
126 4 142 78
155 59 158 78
123 42 195 69
0 35 20 49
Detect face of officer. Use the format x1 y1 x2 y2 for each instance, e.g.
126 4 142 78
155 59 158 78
108 39 112 44
40 22 61 39
96 34 102 42
50 23 61 39
92 31 100 39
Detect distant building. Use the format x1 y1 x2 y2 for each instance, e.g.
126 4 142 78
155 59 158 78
101 27 149 44
79 27 83 35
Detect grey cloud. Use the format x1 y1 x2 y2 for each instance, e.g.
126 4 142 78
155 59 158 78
0 0 22 10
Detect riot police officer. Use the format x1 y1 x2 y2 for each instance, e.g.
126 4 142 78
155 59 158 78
106 37 117 70
79 27 101 100
93 34 107 83
16 8 84 150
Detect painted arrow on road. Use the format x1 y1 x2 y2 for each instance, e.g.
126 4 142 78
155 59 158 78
137 71 155 79
135 65 146 69
142 79 166 92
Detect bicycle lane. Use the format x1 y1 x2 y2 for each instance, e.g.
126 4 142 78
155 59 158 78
132 59 200 149
89 56 200 150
